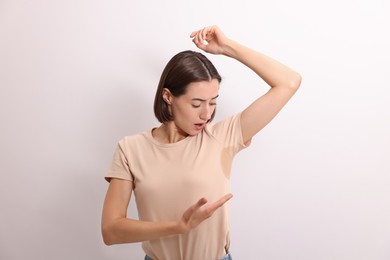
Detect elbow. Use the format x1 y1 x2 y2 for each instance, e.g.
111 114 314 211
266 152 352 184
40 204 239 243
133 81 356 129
101 224 115 246
102 236 113 246
289 73 302 91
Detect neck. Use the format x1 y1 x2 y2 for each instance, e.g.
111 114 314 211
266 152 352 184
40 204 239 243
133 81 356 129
152 122 188 144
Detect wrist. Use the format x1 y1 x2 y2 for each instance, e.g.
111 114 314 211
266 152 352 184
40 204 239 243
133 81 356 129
175 220 190 235
222 39 240 58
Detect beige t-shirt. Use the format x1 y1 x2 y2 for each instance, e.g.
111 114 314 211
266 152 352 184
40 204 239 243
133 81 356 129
106 113 247 260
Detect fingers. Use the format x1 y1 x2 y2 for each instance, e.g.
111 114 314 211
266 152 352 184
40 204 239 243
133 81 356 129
197 197 208 207
190 25 228 55
191 30 206 49
206 193 233 213
201 26 211 41
198 193 233 219
185 194 232 219
180 194 233 233
190 26 217 48
190 30 198 38
183 197 208 220
189 197 208 214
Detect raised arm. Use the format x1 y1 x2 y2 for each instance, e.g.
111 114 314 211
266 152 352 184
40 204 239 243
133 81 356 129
101 178 232 245
191 26 302 144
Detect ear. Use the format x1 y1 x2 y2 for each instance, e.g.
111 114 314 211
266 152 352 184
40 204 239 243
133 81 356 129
162 88 173 104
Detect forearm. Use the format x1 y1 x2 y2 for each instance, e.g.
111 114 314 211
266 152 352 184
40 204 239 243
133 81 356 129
223 39 301 89
101 178 230 246
102 218 182 245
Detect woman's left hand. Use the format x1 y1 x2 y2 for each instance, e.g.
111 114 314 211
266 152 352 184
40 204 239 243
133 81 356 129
190 25 230 55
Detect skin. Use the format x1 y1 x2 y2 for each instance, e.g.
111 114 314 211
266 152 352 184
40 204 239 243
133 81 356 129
154 79 220 143
101 25 301 245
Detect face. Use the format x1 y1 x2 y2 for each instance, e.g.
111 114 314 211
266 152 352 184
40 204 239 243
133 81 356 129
163 79 219 136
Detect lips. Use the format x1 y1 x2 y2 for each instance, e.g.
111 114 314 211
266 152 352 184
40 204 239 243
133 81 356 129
194 123 205 130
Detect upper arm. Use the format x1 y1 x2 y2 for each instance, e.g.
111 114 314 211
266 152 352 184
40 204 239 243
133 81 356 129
240 83 300 144
102 178 133 228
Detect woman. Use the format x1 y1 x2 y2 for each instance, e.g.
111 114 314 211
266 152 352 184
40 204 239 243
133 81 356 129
102 25 301 260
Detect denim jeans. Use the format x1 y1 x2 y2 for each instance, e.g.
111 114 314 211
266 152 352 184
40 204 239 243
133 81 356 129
144 251 232 260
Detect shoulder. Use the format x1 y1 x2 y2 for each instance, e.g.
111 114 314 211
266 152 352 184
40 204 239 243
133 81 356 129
205 113 242 135
204 112 248 151
117 131 152 150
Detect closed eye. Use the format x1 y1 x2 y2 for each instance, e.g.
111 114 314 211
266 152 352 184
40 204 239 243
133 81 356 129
192 103 216 108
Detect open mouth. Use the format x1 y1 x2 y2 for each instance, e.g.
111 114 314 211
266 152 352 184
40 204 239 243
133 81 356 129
195 123 205 130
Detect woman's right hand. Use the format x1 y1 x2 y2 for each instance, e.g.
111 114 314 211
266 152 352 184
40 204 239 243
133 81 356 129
178 193 233 233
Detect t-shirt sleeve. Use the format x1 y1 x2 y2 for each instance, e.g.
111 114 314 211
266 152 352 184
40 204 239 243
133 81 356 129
207 112 249 155
105 139 134 182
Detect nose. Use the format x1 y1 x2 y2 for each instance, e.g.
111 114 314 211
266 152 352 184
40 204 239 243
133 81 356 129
199 105 213 121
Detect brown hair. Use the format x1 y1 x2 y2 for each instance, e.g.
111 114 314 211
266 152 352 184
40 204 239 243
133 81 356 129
154 50 222 123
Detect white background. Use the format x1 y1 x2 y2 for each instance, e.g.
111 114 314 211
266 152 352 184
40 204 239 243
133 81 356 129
1 0 389 259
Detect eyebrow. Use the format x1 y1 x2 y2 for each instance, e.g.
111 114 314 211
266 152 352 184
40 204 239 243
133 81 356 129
191 95 219 102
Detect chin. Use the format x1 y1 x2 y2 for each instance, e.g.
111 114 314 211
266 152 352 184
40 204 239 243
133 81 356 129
186 129 201 136
193 129 204 136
